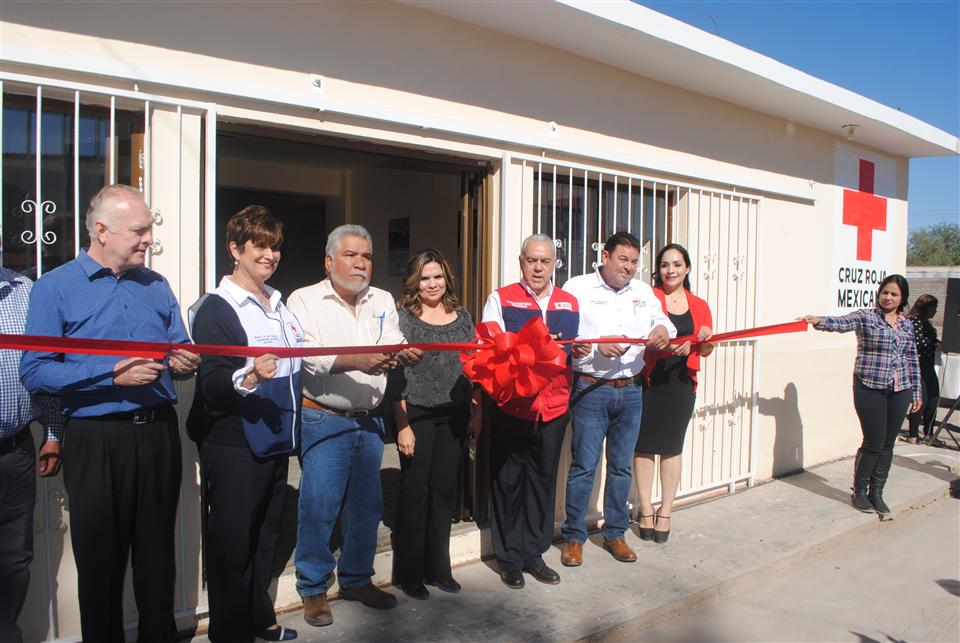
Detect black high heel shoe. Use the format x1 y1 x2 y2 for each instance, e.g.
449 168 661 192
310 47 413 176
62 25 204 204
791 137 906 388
653 511 670 544
637 513 656 541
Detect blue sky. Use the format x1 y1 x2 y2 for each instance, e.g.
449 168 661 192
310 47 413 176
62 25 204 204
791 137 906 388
641 0 959 232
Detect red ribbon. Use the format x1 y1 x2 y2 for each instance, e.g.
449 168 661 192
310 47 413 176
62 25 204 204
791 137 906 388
461 317 568 404
0 334 481 360
0 320 809 404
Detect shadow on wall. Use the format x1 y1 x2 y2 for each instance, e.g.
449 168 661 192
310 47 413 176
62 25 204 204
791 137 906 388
759 383 851 506
759 383 804 477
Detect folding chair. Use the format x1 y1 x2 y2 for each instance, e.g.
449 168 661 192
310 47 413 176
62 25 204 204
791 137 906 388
925 395 960 449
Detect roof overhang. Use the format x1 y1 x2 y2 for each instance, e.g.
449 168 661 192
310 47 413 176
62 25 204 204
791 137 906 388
402 0 959 159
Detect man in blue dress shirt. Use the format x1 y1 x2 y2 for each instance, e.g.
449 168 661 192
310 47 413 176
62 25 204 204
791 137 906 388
20 184 200 643
0 267 64 643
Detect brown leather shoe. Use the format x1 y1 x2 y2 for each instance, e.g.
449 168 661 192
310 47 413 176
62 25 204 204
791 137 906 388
338 583 398 609
560 540 583 567
303 593 333 627
603 538 637 563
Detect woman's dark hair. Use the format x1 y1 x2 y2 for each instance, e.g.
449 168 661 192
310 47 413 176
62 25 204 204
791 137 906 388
653 243 692 291
397 248 461 317
226 205 283 258
876 274 909 313
908 293 938 320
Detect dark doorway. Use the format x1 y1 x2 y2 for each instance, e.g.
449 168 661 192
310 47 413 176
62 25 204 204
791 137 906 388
217 186 325 300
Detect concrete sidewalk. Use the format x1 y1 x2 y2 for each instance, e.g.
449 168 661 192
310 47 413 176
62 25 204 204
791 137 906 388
189 444 959 642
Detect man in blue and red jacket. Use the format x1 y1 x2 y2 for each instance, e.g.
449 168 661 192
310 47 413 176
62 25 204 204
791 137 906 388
480 233 583 589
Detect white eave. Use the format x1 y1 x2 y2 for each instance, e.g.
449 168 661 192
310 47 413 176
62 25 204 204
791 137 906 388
403 0 959 159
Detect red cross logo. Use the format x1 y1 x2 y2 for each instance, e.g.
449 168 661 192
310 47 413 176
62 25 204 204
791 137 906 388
842 159 887 261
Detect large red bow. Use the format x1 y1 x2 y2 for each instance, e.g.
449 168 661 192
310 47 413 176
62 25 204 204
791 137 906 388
461 317 568 404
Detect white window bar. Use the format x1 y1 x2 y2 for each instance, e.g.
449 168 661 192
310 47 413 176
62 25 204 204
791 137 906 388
521 159 527 236
144 100 151 203
513 152 759 200
582 170 588 274
567 169 573 281
1 72 210 110
596 172 602 267
638 179 644 275
651 181 657 276
144 100 152 268
675 185 681 243
612 175 618 231
73 91 80 258
536 161 542 234
109 95 116 184
627 177 632 233
34 86 43 275
551 165 557 244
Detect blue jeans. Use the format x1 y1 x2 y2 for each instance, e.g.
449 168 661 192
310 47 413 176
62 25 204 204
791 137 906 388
561 377 642 543
295 407 384 597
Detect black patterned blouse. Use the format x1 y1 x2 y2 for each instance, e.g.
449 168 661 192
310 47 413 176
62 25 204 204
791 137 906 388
910 316 938 365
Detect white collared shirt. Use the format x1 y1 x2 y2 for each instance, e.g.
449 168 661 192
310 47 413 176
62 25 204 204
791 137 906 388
562 270 676 378
481 279 554 329
212 276 303 396
286 278 405 411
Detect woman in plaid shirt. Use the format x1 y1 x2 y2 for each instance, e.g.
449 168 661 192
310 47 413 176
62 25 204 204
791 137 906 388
804 274 921 518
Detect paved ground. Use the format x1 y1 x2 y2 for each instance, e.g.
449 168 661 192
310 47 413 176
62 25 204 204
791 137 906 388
601 493 960 642
185 442 959 643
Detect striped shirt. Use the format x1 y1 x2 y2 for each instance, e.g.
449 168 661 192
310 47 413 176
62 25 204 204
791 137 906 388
286 279 405 411
0 268 63 441
816 308 921 401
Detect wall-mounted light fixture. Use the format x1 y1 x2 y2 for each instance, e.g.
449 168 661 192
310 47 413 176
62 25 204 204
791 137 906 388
841 124 860 141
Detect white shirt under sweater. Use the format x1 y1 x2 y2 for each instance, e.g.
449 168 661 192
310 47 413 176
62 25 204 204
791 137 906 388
481 280 554 329
286 279 405 411
562 270 676 379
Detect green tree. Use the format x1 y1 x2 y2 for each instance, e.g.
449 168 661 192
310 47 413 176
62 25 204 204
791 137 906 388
907 222 960 266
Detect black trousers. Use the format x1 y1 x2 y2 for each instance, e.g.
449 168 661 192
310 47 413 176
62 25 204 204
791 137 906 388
907 364 940 438
393 404 467 585
488 407 568 572
852 380 912 455
200 440 288 643
63 407 181 643
0 427 35 643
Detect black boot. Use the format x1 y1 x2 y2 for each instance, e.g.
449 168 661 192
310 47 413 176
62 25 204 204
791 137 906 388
868 450 894 516
851 449 878 513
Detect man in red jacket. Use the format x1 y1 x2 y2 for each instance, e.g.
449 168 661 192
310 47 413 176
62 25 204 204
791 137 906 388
480 234 582 589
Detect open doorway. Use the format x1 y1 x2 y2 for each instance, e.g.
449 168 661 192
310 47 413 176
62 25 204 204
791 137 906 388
215 129 486 306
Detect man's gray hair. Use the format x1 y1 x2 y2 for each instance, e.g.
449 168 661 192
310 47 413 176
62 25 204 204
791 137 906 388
85 184 145 236
326 224 373 256
520 233 556 258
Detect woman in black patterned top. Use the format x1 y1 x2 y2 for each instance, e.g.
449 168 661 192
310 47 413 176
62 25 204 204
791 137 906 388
906 294 940 443
388 249 481 600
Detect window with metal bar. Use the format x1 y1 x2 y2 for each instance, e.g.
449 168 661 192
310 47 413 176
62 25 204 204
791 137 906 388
534 169 675 287
1 92 140 276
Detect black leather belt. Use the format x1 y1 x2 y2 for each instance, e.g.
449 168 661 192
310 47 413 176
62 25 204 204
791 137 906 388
577 373 639 388
91 403 172 425
302 397 376 419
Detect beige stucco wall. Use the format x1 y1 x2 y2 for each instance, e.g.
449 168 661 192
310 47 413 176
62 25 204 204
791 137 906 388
2 2 914 639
